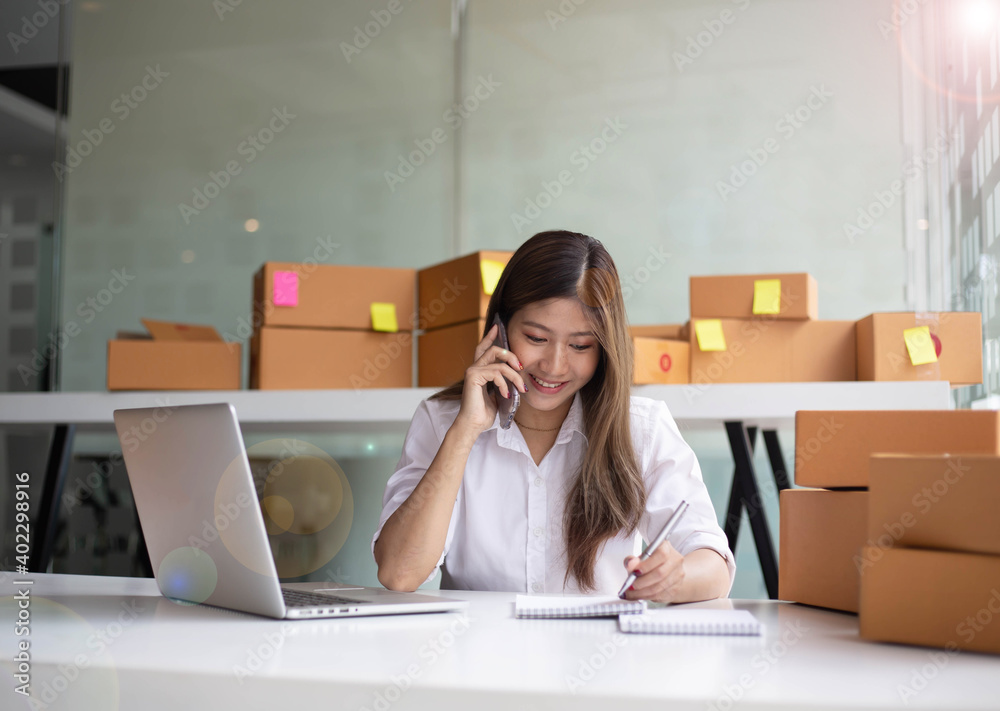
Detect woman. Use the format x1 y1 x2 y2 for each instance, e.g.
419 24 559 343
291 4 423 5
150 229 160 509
372 230 734 601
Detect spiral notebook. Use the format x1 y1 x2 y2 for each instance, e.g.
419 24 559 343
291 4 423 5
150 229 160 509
514 595 647 619
618 609 761 636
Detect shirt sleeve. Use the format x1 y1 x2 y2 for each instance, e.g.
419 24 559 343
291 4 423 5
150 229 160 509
371 399 459 587
638 400 737 595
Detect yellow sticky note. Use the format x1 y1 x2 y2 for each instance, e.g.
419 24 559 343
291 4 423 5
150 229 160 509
753 279 782 315
370 302 398 333
480 259 505 296
903 326 938 365
695 320 727 352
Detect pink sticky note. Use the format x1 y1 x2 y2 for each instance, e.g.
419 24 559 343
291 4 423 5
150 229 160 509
273 271 299 307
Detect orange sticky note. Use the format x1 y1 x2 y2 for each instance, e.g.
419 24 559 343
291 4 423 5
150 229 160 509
903 326 938 365
752 279 781 315
370 303 398 332
480 259 505 296
695 320 727 352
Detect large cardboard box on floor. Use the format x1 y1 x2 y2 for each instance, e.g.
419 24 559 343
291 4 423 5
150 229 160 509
690 273 818 320
779 488 869 613
857 312 982 386
868 454 1000 555
107 319 240 390
688 319 855 384
418 318 485 388
632 337 689 385
253 262 417 331
417 251 513 331
794 410 1000 488
251 326 411 389
859 546 1000 654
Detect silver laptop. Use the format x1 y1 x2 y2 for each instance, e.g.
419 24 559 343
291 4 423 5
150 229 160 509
113 402 467 620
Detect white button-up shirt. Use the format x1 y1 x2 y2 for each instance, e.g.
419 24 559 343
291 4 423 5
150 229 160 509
373 393 736 595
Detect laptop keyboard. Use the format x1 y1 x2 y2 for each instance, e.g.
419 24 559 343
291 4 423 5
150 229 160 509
281 588 370 608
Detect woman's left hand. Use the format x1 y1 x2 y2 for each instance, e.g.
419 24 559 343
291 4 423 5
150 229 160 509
621 543 686 603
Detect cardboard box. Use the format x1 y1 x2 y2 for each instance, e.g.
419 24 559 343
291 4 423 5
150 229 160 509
251 327 411 389
868 454 1000 555
417 251 513 330
633 337 690 384
779 488 869 613
107 319 240 390
859 546 1000 654
630 323 689 340
795 410 1000 488
253 262 416 331
690 273 818 320
688 319 856 384
857 312 982 386
418 318 486 388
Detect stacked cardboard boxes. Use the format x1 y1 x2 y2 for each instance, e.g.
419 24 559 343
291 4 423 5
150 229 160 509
860 454 1000 654
688 273 858 384
780 410 1000 616
416 251 512 388
250 262 416 389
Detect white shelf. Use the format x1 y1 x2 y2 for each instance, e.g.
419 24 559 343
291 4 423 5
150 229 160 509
0 381 952 433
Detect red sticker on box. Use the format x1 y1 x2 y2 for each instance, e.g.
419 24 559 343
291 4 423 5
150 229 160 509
659 354 672 372
273 271 298 307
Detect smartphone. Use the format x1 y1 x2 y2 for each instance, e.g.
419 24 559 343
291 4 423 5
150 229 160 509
489 314 519 429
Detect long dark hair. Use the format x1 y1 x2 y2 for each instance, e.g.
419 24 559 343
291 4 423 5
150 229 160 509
431 230 643 590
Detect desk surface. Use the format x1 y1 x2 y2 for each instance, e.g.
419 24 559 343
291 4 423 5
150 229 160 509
2 573 997 711
0 382 952 432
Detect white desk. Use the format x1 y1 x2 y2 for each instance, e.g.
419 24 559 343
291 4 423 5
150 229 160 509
2 573 997 711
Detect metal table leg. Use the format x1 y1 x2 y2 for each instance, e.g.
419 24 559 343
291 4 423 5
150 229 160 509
30 424 75 573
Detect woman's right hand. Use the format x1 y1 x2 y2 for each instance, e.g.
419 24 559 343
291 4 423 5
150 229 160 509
453 322 527 435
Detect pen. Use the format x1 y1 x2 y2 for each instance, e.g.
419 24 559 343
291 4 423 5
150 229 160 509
617 500 690 599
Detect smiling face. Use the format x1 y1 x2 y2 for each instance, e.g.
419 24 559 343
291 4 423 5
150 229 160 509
507 297 602 417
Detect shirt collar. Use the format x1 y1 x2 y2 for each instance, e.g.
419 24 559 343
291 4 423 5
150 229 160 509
489 392 588 450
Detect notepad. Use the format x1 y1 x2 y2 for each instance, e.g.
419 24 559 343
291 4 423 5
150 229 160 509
618 609 761 636
514 595 647 619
